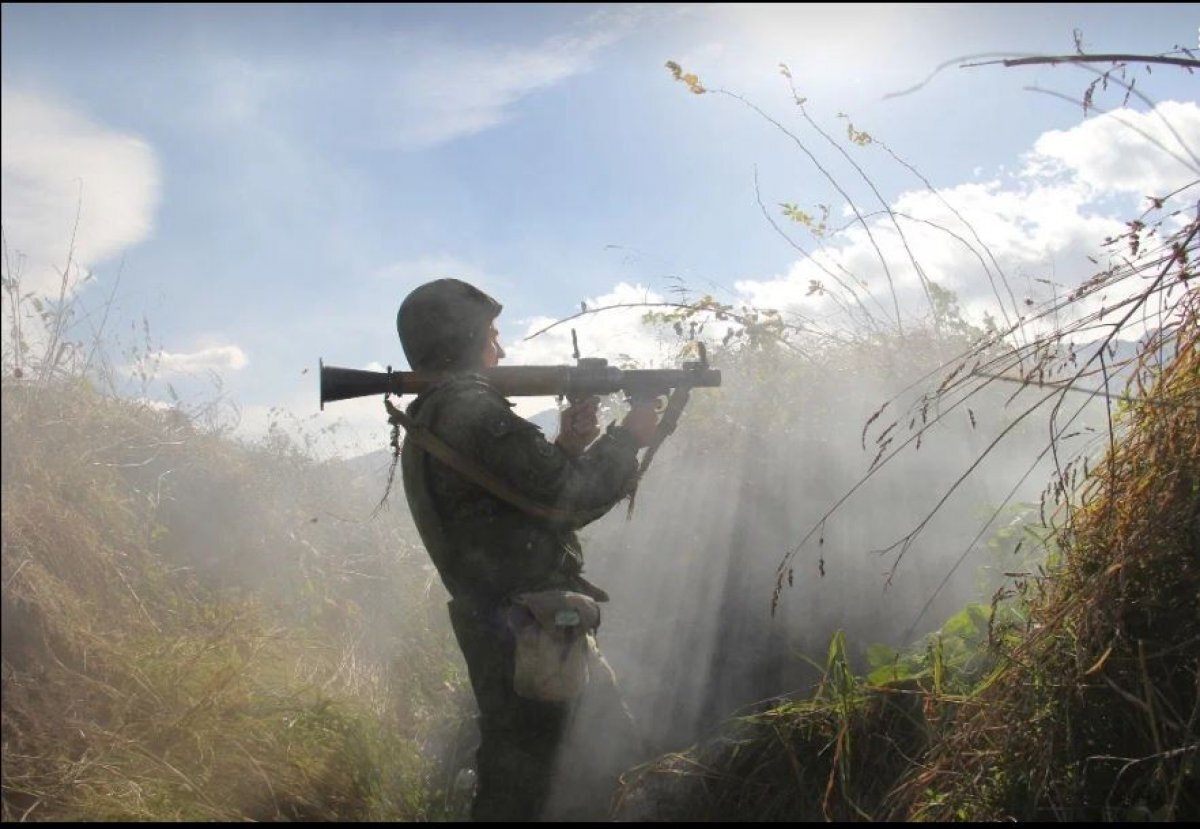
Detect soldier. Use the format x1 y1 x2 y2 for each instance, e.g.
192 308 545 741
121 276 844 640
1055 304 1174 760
396 278 658 821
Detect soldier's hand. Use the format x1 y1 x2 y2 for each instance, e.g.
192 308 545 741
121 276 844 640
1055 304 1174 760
555 395 602 456
620 400 659 448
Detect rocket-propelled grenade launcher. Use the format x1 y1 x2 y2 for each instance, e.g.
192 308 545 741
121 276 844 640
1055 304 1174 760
318 348 721 410
319 341 720 518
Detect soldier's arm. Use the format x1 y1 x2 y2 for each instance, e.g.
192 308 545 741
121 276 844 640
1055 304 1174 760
443 383 640 525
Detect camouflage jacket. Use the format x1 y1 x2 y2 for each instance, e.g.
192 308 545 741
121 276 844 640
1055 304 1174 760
401 374 641 605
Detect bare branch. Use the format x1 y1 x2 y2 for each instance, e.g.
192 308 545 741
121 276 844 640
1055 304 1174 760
964 53 1200 70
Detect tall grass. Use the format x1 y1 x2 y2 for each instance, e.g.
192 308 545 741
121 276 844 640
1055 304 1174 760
894 291 1199 822
1 348 466 819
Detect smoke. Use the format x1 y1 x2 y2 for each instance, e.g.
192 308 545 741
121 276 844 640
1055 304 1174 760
537 323 1113 816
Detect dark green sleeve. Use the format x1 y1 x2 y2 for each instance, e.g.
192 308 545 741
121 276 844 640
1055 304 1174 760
438 382 641 526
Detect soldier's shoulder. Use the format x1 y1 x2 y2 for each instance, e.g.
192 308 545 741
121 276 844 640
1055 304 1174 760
431 374 540 439
431 373 509 408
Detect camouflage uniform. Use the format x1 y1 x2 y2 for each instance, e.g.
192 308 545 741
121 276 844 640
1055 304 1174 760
399 339 642 820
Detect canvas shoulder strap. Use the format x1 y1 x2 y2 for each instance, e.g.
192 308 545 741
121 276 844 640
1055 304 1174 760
386 392 611 527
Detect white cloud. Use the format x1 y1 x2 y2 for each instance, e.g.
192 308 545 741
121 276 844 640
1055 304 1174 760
180 5 684 169
388 29 614 147
1024 101 1200 198
506 282 684 368
389 44 588 148
376 10 646 149
154 344 248 376
733 101 1198 338
1 88 161 296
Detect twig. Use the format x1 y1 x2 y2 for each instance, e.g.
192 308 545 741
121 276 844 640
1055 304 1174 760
869 137 1024 338
963 53 1200 70
522 299 816 358
1022 86 1200 175
969 369 1200 410
752 167 887 331
3 557 32 591
712 88 907 335
783 73 939 326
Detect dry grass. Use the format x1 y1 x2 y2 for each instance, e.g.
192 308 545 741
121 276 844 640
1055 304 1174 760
614 632 939 822
1 378 465 821
893 290 1199 822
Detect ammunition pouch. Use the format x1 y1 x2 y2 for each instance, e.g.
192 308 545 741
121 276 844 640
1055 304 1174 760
506 590 601 702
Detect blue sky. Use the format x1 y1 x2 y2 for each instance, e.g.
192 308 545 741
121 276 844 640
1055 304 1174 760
2 4 1197 455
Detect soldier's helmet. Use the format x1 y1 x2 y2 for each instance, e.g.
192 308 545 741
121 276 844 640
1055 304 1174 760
397 278 503 372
